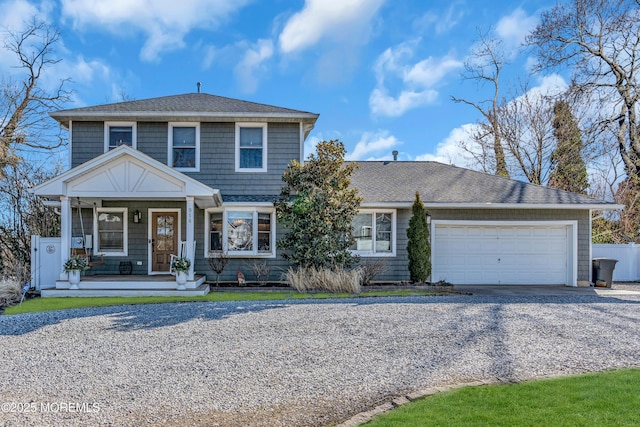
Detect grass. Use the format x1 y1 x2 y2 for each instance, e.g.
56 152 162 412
3 289 441 315
364 369 640 427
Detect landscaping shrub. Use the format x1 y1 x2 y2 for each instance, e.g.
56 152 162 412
286 266 362 293
359 259 387 285
0 278 22 308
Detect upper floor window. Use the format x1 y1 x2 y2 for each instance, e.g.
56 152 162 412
350 210 396 256
94 207 128 256
235 123 267 172
206 208 275 257
105 122 136 151
169 123 200 171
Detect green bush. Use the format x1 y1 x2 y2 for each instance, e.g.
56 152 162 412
407 191 431 282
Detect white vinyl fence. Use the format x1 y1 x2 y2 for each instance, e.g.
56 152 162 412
31 236 62 290
592 243 640 282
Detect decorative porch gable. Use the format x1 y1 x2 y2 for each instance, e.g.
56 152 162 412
32 145 222 282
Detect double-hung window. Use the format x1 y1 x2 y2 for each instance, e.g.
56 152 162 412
350 210 395 256
235 123 267 172
169 123 200 171
105 122 136 151
94 208 128 256
207 209 275 257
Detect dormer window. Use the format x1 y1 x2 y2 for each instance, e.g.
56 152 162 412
235 123 267 172
169 122 200 171
105 122 136 151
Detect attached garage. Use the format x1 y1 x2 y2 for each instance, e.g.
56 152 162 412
432 221 577 285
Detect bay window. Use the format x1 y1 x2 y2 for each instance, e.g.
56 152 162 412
207 209 275 257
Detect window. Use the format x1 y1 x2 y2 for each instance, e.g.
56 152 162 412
235 123 267 172
169 123 200 171
104 122 136 151
95 208 128 256
207 209 275 257
350 210 395 256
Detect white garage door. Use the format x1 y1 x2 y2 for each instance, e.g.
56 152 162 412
432 223 569 285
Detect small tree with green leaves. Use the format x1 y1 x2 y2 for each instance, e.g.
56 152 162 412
407 191 431 282
274 140 361 269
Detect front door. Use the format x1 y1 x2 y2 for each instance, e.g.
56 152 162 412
151 212 178 272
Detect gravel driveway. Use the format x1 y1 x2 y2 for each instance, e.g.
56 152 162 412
1 294 640 426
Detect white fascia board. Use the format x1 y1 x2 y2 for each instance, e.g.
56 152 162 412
359 202 625 210
221 202 275 207
50 111 320 121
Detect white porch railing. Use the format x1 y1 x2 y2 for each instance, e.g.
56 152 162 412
592 243 640 282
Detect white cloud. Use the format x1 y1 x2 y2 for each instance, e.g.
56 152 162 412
345 130 402 160
234 39 274 93
415 124 476 166
369 87 437 117
496 8 538 53
279 0 385 54
369 40 463 117
60 0 250 62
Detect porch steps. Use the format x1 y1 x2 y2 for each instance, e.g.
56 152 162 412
41 283 210 298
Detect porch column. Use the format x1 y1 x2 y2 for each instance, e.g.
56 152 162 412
186 196 195 280
60 196 71 280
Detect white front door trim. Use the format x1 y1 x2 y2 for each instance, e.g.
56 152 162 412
148 208 182 275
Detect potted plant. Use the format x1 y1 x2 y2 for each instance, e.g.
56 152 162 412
63 255 90 289
171 257 191 290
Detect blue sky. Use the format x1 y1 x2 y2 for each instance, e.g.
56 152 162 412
1 0 568 167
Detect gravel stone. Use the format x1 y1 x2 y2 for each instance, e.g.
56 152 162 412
1 294 640 426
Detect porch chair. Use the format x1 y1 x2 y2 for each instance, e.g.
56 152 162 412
70 247 105 267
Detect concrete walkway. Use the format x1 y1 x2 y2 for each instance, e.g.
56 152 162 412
454 284 640 296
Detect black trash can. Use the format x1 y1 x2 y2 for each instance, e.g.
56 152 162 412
592 258 618 288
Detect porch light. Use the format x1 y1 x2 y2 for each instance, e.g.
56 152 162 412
133 210 142 224
426 212 431 225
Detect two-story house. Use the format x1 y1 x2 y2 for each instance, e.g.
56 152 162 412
32 92 620 296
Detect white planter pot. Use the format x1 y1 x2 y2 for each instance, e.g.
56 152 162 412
68 270 81 290
176 271 188 290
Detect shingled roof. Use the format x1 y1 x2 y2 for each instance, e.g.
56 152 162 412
50 93 319 135
350 161 620 208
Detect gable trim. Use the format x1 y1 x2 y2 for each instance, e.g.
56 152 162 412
32 145 222 208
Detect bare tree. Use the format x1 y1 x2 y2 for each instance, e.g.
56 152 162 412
0 161 61 281
499 86 557 184
452 30 509 177
527 0 640 182
0 19 70 178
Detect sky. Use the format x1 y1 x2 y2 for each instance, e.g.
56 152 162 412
0 0 570 169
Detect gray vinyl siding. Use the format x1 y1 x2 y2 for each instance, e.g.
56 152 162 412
69 121 300 196
188 122 298 196
137 122 168 162
79 201 186 275
71 122 103 167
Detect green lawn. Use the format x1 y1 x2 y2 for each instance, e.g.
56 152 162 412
3 289 442 315
364 369 640 427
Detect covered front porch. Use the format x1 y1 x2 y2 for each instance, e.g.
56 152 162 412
41 274 210 297
32 146 222 292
